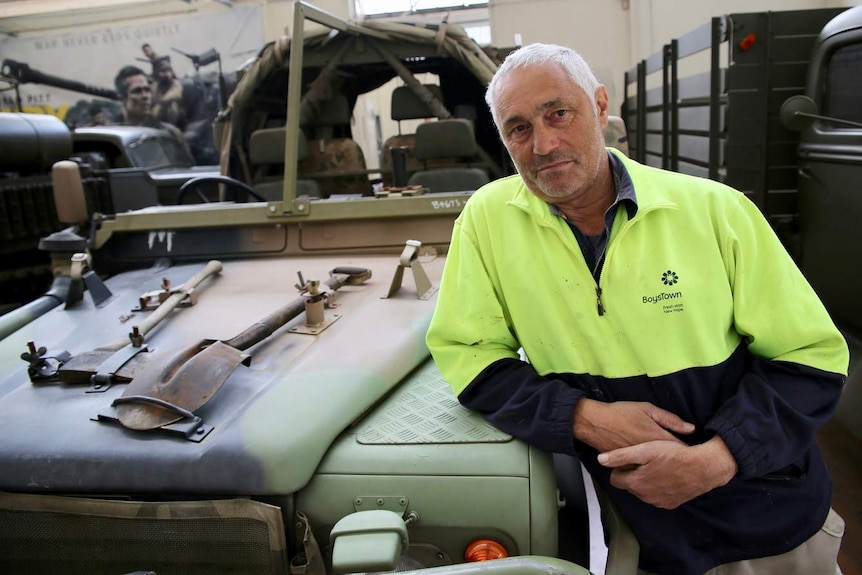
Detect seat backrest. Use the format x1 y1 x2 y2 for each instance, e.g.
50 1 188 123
407 119 489 193
300 93 369 196
381 84 445 186
248 127 320 199
249 126 308 169
391 84 443 124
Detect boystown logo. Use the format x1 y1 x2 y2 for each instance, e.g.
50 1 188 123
643 291 682 304
643 269 683 305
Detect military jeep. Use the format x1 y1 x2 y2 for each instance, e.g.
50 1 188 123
0 3 637 574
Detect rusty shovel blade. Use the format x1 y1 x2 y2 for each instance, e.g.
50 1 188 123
116 340 249 431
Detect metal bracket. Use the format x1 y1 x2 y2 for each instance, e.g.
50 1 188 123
288 313 341 335
86 343 149 393
353 496 410 516
134 277 198 312
22 341 72 382
66 252 113 308
93 400 213 443
290 272 343 335
384 239 437 300
265 198 311 217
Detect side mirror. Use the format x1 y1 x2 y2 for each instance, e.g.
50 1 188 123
51 160 89 225
781 94 862 131
780 95 818 131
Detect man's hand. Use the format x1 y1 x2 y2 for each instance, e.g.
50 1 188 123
572 399 695 453
597 436 738 509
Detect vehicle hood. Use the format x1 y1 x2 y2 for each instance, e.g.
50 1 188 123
0 254 443 495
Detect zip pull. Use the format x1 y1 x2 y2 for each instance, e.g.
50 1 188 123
596 286 605 316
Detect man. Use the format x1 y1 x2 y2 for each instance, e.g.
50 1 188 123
142 45 187 130
426 43 848 575
114 64 188 154
114 65 154 126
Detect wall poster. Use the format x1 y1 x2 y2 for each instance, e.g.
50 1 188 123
0 5 264 164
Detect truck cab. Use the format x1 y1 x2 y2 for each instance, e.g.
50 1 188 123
71 124 220 209
790 7 862 440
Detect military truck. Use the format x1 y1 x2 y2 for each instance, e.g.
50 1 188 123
623 6 862 570
0 113 220 315
0 3 638 574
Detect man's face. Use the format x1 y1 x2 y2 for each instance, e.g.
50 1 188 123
492 62 609 203
123 74 152 120
156 64 175 87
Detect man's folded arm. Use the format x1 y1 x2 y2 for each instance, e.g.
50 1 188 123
459 358 589 455
706 357 844 479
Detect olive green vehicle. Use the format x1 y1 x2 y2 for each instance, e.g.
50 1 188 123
0 3 638 574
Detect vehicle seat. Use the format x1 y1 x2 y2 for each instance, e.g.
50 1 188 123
380 84 444 186
407 119 489 193
299 93 370 197
248 127 321 200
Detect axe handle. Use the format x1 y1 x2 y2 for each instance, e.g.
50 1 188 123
101 260 223 351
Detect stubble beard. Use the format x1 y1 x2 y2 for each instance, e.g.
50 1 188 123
527 155 593 200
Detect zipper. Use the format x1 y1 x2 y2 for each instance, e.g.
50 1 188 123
595 286 605 315
514 199 672 318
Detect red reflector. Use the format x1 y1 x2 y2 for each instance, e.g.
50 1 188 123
738 33 757 51
464 539 509 562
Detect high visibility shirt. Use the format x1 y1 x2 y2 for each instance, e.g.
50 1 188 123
426 149 848 574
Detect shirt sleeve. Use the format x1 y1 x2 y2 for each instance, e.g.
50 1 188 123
705 193 848 478
427 205 598 455
426 210 522 394
459 358 589 455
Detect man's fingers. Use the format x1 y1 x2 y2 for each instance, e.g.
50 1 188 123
648 407 695 435
598 445 646 468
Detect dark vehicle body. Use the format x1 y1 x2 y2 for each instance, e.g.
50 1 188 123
622 5 862 434
72 125 220 209
792 9 862 439
623 6 862 570
0 114 219 312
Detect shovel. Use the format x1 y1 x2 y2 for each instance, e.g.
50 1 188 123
113 266 372 431
56 260 223 384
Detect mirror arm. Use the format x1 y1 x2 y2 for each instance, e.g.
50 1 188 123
794 111 862 129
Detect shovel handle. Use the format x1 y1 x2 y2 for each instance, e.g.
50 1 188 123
102 260 223 351
225 266 371 352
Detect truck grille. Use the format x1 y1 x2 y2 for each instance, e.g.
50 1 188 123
0 492 287 575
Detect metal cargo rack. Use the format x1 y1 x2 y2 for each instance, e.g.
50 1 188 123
621 8 845 250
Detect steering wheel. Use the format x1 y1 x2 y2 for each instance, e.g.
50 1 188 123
176 175 265 204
